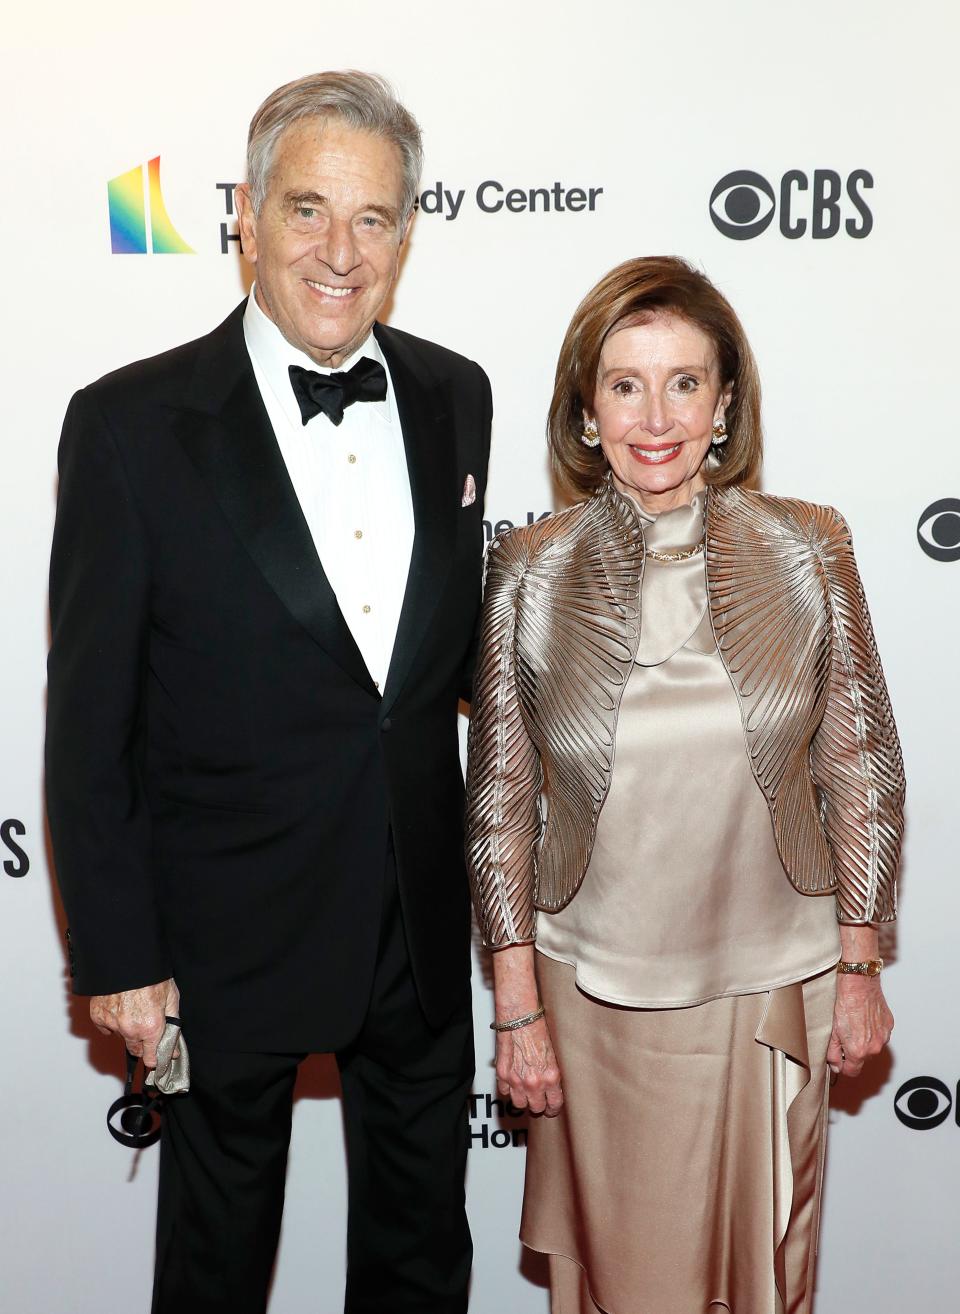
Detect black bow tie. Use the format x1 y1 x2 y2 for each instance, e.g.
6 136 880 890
288 358 388 427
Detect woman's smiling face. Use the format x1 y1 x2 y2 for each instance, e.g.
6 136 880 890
587 312 731 514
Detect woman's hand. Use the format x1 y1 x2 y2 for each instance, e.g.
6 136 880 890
491 941 564 1115
827 975 894 1078
827 924 893 1078
496 1017 564 1116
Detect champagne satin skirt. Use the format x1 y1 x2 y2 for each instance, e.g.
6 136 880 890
521 952 837 1314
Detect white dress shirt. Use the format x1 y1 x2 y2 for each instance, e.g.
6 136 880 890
243 288 415 692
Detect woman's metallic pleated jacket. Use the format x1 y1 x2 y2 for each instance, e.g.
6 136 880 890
464 477 904 949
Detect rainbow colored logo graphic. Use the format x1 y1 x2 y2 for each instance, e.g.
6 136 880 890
107 156 194 254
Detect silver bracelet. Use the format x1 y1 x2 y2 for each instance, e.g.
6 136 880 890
490 1004 546 1033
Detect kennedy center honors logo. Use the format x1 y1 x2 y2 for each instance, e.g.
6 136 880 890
108 156 194 254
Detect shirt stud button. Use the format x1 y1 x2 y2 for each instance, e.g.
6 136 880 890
348 454 357 464
362 605 371 614
354 529 363 540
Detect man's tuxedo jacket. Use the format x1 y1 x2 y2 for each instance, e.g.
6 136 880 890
46 303 492 1052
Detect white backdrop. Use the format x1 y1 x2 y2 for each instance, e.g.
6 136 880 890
2 2 958 1310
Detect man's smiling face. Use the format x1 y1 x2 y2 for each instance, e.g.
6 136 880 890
237 116 410 367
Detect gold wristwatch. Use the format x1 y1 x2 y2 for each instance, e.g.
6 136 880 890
837 958 883 977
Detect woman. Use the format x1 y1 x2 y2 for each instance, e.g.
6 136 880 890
465 257 904 1314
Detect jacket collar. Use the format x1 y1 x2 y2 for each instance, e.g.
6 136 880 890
373 323 457 714
174 305 457 706
594 473 739 662
176 303 376 693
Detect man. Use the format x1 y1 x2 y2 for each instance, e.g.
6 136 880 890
46 72 491 1313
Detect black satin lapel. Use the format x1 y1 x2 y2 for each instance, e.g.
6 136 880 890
376 327 457 712
177 364 377 695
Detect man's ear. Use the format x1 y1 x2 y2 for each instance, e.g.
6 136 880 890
235 184 258 264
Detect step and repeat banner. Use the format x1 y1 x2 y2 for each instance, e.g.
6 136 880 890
2 2 958 1310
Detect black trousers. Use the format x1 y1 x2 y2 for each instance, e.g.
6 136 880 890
152 853 474 1313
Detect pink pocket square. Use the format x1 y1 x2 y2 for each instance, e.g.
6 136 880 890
461 474 477 508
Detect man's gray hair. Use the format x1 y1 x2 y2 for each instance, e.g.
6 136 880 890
247 71 423 219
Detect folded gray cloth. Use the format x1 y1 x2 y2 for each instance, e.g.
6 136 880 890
144 1018 190 1095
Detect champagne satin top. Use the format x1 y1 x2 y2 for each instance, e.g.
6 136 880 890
535 494 841 1008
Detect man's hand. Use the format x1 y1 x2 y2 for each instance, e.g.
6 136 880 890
90 979 180 1070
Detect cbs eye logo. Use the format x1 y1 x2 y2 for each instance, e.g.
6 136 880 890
709 169 873 240
917 498 960 562
894 1076 959 1130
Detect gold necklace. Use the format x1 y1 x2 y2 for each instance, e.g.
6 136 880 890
644 498 708 562
645 539 705 564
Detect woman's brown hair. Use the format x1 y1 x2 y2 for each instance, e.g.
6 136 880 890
548 256 763 501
